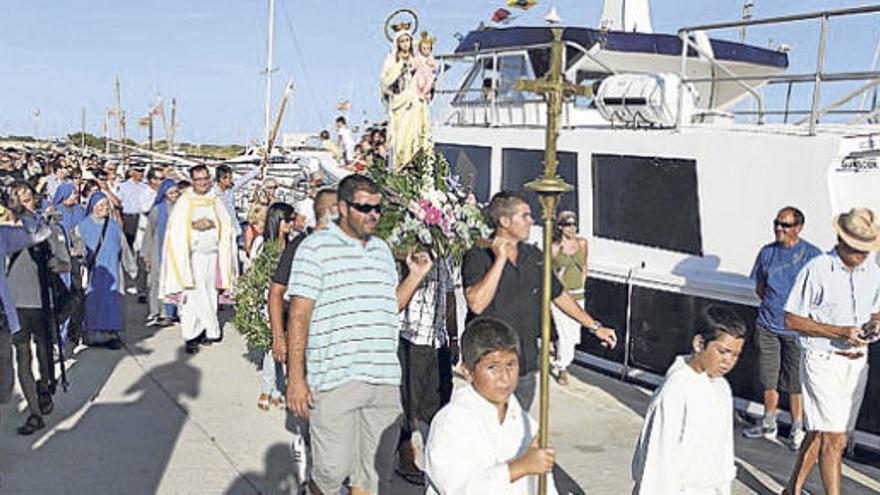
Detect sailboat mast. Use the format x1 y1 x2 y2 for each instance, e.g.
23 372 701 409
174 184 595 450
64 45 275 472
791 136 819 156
263 0 275 149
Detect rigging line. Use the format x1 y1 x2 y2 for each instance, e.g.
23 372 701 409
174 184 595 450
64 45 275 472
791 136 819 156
277 0 327 127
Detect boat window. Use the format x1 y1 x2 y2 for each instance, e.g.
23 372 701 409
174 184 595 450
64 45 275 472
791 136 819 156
528 48 550 78
455 58 496 104
501 148 578 215
591 154 702 255
435 143 491 202
495 54 532 102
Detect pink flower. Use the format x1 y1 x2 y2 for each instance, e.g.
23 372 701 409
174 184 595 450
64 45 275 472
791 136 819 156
424 206 441 225
465 194 477 205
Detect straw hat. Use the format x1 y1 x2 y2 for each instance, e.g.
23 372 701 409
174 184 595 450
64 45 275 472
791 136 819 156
833 207 880 252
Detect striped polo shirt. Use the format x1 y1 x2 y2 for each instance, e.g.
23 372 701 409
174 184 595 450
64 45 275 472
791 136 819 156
287 222 401 392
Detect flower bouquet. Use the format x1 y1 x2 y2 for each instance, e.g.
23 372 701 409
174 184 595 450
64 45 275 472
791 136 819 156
366 150 490 264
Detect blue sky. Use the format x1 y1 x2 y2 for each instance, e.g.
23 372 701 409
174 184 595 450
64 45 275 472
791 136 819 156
0 0 877 144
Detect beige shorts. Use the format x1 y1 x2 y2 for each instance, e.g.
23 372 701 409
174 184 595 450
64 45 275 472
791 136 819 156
801 349 869 432
309 381 401 494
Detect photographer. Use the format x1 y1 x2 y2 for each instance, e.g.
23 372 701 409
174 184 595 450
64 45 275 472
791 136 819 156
0 204 52 430
6 181 71 435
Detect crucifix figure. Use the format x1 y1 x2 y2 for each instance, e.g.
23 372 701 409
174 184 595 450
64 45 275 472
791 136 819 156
514 27 591 495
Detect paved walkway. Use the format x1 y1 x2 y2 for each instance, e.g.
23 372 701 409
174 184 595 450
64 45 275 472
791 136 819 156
0 296 877 494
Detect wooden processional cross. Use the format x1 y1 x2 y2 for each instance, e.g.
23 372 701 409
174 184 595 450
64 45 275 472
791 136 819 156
514 27 591 495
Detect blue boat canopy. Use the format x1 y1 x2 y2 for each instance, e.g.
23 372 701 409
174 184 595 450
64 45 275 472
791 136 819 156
453 27 788 69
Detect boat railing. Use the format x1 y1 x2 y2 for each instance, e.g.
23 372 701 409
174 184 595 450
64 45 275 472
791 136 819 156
676 4 880 135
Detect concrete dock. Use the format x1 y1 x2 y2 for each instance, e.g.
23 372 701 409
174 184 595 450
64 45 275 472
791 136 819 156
1 296 878 494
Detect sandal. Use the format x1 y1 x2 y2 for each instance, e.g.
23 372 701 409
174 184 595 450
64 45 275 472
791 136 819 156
257 393 270 411
17 414 45 436
271 396 284 410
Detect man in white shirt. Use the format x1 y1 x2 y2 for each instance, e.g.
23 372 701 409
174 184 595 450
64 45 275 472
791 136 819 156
336 116 356 164
117 164 151 296
631 305 746 495
781 207 880 495
425 317 557 495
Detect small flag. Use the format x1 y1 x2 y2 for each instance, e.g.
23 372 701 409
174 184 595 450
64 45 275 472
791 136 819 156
336 99 351 112
137 117 151 127
492 8 512 24
507 0 536 10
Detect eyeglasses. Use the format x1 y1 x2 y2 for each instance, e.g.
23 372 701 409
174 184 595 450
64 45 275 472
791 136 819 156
773 220 797 229
558 221 577 227
346 201 382 215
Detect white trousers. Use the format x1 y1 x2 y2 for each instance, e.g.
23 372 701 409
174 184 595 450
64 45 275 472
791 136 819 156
551 304 581 371
180 252 220 341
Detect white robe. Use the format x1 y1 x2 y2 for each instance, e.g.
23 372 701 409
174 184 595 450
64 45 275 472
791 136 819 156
425 384 558 495
631 355 736 495
159 190 237 341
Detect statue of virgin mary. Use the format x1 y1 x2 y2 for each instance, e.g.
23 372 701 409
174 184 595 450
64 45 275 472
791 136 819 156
380 20 432 170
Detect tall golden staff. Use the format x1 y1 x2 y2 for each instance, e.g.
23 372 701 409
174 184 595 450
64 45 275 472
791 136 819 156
515 28 590 495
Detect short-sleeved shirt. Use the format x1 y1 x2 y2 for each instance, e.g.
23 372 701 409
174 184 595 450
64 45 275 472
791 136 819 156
286 222 401 392
399 260 455 348
462 242 563 375
750 239 821 335
784 249 880 352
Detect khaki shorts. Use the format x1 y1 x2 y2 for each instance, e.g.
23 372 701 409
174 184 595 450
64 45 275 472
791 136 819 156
310 381 401 494
801 349 869 432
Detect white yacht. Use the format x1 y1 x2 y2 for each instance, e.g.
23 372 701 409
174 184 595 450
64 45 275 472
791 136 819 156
432 1 880 448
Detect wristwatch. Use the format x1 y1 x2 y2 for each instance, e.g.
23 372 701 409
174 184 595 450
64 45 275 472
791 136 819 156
588 320 602 334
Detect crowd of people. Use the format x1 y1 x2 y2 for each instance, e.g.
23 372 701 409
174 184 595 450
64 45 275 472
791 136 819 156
0 137 878 495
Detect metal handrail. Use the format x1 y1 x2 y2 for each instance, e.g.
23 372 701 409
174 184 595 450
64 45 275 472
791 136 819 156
676 4 880 33
675 5 880 135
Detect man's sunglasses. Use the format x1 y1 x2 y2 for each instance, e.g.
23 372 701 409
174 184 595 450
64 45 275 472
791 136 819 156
346 201 382 214
773 220 797 229
557 221 577 227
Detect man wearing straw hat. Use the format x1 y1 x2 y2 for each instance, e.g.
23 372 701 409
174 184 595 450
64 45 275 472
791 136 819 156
782 207 880 495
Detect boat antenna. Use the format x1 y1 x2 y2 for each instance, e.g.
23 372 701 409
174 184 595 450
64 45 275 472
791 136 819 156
740 0 754 43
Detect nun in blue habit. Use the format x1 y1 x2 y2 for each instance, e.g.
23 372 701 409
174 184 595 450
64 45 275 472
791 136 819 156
73 192 136 349
142 179 180 324
51 182 85 235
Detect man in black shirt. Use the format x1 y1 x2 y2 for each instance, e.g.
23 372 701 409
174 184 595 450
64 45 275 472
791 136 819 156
267 188 336 489
462 192 616 410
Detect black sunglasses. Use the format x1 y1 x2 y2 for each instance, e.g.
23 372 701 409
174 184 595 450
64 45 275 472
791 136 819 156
346 201 382 215
558 220 577 227
773 220 797 229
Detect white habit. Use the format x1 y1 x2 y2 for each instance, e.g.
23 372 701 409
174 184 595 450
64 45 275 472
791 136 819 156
425 384 558 495
631 355 735 495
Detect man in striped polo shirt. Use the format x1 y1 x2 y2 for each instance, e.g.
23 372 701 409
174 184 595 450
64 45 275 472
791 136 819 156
286 174 433 495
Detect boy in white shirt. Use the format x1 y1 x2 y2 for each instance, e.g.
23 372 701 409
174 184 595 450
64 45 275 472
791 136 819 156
631 305 747 495
425 317 557 495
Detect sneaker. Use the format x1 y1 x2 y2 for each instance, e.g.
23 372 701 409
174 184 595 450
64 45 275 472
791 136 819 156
291 432 310 486
743 422 777 440
185 340 200 354
145 314 160 327
789 427 806 451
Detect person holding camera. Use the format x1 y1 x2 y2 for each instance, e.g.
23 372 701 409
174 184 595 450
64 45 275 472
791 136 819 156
781 207 880 495
6 181 71 435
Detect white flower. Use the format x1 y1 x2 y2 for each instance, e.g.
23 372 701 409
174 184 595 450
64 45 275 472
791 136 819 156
417 225 432 245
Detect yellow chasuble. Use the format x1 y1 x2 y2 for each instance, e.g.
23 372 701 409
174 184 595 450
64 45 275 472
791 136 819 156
159 190 238 297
